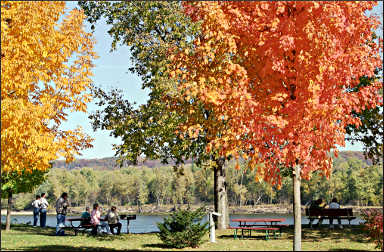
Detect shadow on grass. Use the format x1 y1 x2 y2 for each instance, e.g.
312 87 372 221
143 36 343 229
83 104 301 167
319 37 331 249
301 225 371 244
218 234 270 240
142 243 175 249
17 245 131 251
328 249 371 251
1 223 59 236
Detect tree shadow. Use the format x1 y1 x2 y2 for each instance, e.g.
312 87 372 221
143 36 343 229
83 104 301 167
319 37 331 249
19 245 132 251
142 243 175 249
218 234 270 240
329 249 371 251
301 226 371 244
1 223 60 236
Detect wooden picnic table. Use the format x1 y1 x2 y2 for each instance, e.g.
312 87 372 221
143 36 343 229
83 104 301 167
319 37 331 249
65 217 95 235
66 215 136 235
229 218 288 240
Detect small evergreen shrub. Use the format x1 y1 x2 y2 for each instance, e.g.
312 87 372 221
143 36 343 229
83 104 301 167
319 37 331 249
157 207 209 248
361 209 383 250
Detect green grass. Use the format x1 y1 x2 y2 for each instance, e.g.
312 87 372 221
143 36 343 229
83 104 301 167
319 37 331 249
1 224 379 251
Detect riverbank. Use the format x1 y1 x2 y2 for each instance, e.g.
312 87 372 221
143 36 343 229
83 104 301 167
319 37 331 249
1 223 379 251
2 204 381 216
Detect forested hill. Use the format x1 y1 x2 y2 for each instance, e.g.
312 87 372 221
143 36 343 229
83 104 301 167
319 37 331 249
52 157 194 170
53 151 373 170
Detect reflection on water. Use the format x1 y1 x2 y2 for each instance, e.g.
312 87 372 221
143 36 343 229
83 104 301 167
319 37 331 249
1 213 363 233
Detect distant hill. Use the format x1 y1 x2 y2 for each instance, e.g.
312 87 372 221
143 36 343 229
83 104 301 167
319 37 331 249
52 157 194 170
52 151 373 170
336 151 373 166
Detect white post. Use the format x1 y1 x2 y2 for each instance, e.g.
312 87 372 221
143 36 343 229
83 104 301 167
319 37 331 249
209 212 221 243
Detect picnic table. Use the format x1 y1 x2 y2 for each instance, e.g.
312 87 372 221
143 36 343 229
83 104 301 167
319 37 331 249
65 217 95 236
229 218 288 240
66 215 136 235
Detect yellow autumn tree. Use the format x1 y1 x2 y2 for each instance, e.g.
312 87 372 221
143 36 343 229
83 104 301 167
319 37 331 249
1 1 97 175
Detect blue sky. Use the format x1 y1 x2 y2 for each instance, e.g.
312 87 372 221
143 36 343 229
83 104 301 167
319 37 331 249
60 2 383 160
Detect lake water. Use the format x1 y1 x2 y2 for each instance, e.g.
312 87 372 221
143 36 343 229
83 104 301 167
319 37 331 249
1 214 364 234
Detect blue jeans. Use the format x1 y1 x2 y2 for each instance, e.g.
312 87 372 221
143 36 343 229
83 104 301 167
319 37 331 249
33 208 40 226
40 209 47 227
56 214 66 235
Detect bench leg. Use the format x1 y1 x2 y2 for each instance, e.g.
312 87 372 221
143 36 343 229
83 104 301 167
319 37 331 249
233 229 238 240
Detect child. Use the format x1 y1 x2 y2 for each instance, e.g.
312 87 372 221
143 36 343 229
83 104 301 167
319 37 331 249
31 195 41 226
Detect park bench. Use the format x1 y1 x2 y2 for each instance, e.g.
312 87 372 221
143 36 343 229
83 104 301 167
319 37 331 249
305 208 355 228
228 226 280 240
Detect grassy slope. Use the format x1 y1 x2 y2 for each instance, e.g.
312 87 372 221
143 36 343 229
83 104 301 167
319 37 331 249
1 224 379 251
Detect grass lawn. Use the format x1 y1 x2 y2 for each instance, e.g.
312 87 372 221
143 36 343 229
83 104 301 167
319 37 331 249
1 224 378 251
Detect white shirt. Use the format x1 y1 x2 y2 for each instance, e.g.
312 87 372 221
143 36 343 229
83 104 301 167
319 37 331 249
32 199 41 208
40 197 49 209
329 202 340 209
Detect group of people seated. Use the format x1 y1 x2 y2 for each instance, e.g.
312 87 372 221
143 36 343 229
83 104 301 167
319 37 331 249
308 197 343 229
81 203 122 235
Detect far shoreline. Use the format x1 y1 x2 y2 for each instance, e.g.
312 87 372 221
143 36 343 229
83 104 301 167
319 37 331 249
2 204 381 216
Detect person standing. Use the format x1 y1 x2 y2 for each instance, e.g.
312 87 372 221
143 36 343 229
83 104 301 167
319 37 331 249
55 192 69 236
31 195 41 226
106 206 122 235
40 193 49 227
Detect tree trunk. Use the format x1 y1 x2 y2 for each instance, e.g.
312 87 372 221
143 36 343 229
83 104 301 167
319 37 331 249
293 165 302 251
213 157 229 230
6 192 12 231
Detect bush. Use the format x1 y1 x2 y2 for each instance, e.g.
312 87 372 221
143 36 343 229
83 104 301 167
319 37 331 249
361 208 383 250
156 207 209 248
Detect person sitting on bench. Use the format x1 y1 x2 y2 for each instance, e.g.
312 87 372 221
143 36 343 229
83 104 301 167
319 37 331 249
81 206 91 226
329 198 343 229
91 203 109 235
106 206 122 235
309 198 326 227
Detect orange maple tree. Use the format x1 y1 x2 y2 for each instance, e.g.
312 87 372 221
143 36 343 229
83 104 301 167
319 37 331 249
1 1 97 174
168 1 382 187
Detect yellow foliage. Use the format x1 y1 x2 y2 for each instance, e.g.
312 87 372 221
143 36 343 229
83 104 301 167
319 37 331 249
1 1 96 173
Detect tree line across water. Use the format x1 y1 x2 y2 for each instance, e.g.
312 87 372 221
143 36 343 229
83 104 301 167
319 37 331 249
4 152 382 211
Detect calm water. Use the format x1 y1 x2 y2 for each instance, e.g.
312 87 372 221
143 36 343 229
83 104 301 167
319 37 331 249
1 213 364 233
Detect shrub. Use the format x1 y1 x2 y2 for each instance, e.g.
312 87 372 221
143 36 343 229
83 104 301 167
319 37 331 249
157 207 209 248
361 208 383 250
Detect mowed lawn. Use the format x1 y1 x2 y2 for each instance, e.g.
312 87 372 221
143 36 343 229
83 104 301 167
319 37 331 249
1 224 379 251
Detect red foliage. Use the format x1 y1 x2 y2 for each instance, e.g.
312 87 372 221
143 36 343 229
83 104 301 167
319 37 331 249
169 2 382 187
361 209 383 249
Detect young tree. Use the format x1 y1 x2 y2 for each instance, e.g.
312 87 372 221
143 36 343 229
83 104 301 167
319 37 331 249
169 2 382 250
1 1 96 230
2 169 47 230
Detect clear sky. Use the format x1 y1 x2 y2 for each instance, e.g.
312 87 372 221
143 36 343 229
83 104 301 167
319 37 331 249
60 2 383 160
